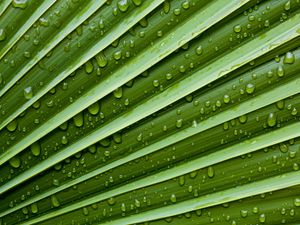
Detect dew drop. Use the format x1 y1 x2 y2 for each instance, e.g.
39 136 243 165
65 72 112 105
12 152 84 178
294 198 300 206
117 0 129 12
113 50 122 60
196 45 203 55
233 25 242 33
259 214 266 223
132 0 142 6
207 166 214 178
24 86 33 100
170 194 177 203
30 142 41 156
96 52 108 68
88 102 100 115
73 112 83 127
240 209 248 218
13 0 28 9
267 112 277 127
223 94 231 103
30 203 38 213
51 195 60 207
113 87 123 98
277 65 285 77
6 119 17 132
283 52 295 64
85 61 94 74
0 28 6 41
163 1 170 14
246 83 255 94
9 157 21 168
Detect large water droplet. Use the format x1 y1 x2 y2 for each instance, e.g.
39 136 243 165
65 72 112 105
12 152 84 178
283 52 295 64
118 0 129 12
24 86 33 100
113 87 123 98
73 112 83 127
88 102 100 115
96 52 108 67
13 0 28 9
51 195 60 207
30 142 41 156
9 157 21 168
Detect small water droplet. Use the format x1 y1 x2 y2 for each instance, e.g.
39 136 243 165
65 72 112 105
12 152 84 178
267 112 277 127
170 194 177 203
0 28 6 41
208 166 214 178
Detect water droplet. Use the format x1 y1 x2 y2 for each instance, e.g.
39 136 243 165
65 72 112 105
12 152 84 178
152 80 159 87
240 209 248 218
163 1 170 13
82 207 89 215
279 143 288 153
113 50 122 60
6 119 17 132
107 197 116 205
283 52 295 64
9 157 21 168
121 203 126 212
181 1 190 9
24 86 33 100
176 119 183 128
134 199 141 207
178 176 185 186
113 87 123 98
0 28 6 41
239 115 247 124
170 194 177 203
246 83 255 94
277 65 285 77
30 203 38 213
30 142 40 156
96 52 108 67
208 166 214 178
13 0 28 9
61 136 68 145
276 100 285 110
223 94 231 103
85 61 94 74
284 0 291 11
294 198 300 206
117 0 129 12
195 45 203 55
267 112 277 127
234 25 242 33
88 102 100 115
73 112 83 127
51 195 60 207
259 214 266 223
132 0 142 6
